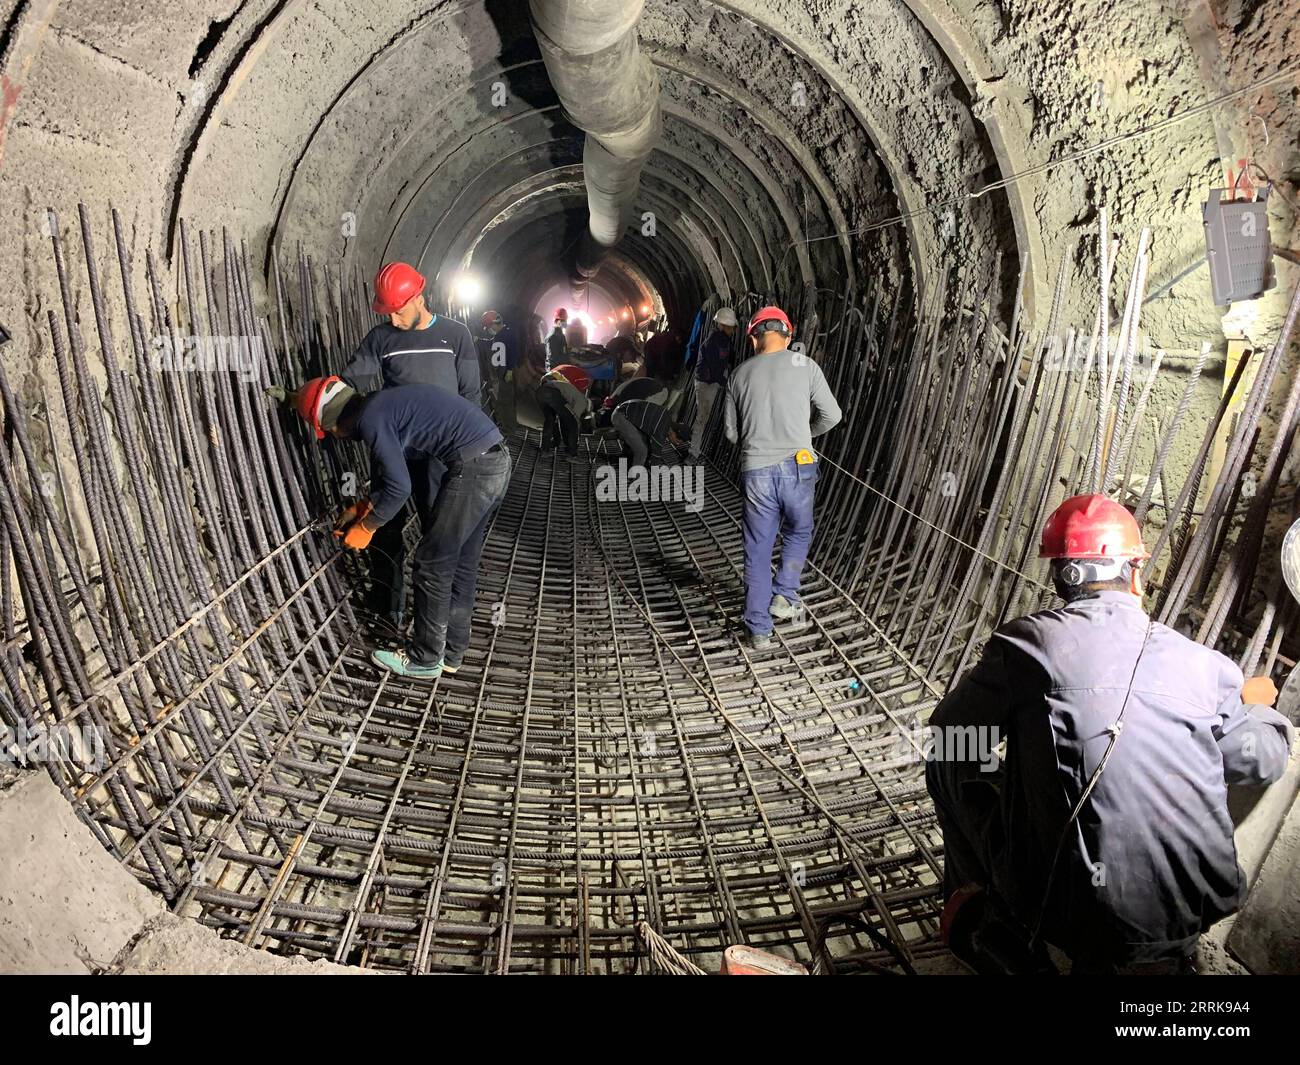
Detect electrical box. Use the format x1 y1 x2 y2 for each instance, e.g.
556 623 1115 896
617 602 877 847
1203 187 1274 305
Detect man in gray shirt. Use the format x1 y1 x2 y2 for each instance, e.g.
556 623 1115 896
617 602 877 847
724 305 842 648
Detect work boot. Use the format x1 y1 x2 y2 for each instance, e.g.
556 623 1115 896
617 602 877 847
769 595 804 622
370 648 444 680
747 631 774 651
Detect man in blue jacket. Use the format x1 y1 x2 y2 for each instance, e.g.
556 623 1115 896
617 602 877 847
690 307 736 459
289 375 511 679
928 494 1295 973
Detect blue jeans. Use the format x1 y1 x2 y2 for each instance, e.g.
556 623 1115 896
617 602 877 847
741 457 817 635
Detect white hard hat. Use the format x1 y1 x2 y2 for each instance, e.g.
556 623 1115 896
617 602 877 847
714 306 738 327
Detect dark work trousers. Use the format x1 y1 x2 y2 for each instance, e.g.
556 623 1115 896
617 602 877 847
537 382 579 454
368 457 445 627
611 409 650 467
925 756 1003 900
740 456 817 635
409 445 513 666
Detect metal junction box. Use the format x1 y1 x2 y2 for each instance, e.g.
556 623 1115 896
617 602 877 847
1203 187 1275 306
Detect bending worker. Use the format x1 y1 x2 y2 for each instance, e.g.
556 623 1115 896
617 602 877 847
724 306 842 649
927 494 1295 974
610 397 687 469
536 363 591 457
691 307 736 460
340 262 481 631
290 376 511 679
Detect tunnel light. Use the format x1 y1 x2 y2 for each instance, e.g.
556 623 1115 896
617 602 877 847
640 304 651 316
454 275 484 305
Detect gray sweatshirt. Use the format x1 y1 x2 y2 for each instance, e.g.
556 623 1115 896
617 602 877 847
723 349 842 470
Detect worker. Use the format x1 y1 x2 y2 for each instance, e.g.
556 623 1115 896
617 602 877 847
609 397 687 469
644 325 684 382
288 376 511 679
927 494 1295 974
604 362 668 408
535 363 591 457
690 307 736 459
337 263 482 631
478 309 519 425
341 262 480 403
546 307 569 372
724 306 842 649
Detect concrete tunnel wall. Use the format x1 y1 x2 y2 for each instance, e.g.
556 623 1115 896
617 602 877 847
1 0 1300 972
1 2 1298 491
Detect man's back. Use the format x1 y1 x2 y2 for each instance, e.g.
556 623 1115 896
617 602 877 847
724 350 842 471
948 591 1294 963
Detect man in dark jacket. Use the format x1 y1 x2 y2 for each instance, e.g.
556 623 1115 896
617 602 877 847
477 309 520 426
288 375 510 679
546 307 570 372
690 307 736 459
928 494 1294 973
338 262 481 630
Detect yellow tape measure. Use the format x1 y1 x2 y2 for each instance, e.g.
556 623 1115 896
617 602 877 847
795 449 816 465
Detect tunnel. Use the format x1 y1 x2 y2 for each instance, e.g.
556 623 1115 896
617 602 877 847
1 1 1298 977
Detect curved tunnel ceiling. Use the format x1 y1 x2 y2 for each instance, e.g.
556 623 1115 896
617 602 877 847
169 0 1021 328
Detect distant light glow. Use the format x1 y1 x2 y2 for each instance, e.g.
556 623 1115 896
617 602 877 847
454 276 483 305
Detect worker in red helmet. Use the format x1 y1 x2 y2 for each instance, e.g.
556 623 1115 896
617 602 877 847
336 262 482 630
546 307 570 372
724 305 842 649
476 309 520 425
342 262 480 404
535 363 591 457
927 494 1294 974
281 376 511 679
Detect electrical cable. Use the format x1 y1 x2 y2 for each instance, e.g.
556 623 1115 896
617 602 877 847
792 62 1300 250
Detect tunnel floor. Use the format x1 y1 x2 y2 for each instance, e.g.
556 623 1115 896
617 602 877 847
172 429 946 974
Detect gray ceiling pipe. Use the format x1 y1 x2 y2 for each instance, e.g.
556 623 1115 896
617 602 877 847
529 0 663 300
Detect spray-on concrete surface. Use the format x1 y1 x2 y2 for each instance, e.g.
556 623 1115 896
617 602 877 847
0 770 370 975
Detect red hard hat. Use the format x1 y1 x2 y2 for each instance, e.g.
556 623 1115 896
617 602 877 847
554 307 569 322
294 375 347 440
551 363 591 393
481 310 502 330
1039 494 1148 560
372 262 425 315
747 305 793 336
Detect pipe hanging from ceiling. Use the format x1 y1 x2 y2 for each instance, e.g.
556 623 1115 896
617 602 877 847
529 0 663 301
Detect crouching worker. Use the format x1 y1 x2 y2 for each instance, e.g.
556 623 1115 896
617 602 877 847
927 494 1294 974
610 398 687 469
535 363 591 457
288 376 511 679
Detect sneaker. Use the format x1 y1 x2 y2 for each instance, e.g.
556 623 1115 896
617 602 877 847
370 648 444 680
747 631 774 651
441 658 463 674
769 595 803 620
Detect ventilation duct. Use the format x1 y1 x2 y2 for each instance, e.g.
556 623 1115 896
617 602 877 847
529 0 663 299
